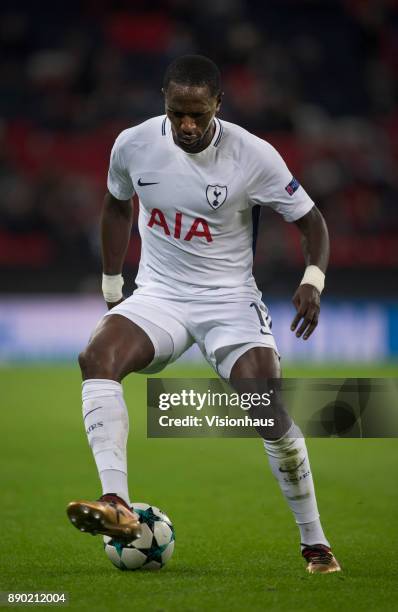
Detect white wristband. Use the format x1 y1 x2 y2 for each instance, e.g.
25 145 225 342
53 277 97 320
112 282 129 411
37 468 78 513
102 273 124 303
300 265 325 294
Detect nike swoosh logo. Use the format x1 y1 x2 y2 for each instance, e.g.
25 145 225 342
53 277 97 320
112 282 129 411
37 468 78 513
138 178 160 186
279 458 306 473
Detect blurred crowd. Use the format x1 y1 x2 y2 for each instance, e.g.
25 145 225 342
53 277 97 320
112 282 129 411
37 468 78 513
0 0 397 294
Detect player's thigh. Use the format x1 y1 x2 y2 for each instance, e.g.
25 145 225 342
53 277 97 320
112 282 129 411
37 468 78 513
229 344 290 439
217 344 281 400
103 294 193 375
79 314 155 381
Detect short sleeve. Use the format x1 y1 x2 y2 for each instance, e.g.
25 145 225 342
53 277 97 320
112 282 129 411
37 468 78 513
107 135 135 200
246 137 314 222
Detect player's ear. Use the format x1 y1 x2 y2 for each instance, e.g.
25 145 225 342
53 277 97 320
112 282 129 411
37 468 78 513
215 92 223 114
161 87 168 109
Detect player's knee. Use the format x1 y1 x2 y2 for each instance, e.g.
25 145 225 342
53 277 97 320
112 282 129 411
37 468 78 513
78 345 116 380
78 347 96 377
230 347 280 381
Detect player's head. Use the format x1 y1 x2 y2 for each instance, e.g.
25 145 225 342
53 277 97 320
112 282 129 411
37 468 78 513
163 55 223 153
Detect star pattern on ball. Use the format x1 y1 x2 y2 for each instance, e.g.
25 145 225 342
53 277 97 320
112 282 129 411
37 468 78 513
134 506 162 531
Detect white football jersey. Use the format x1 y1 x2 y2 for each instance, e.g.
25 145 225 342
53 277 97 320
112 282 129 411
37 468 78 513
107 115 314 298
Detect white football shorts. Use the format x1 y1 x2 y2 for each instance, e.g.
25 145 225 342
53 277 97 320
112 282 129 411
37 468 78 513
103 291 279 379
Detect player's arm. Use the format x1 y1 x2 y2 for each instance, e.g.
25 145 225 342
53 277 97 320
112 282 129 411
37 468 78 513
245 137 329 340
101 191 133 310
290 205 330 340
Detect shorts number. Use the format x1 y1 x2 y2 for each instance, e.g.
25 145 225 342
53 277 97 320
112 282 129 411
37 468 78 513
250 302 271 335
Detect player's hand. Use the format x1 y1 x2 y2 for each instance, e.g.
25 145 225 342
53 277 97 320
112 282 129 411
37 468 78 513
290 284 320 340
106 297 125 311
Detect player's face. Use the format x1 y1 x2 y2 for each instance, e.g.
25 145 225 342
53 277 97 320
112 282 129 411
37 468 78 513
164 82 222 153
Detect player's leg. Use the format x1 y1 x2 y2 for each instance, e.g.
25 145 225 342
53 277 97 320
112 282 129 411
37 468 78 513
68 313 159 540
197 297 339 572
227 346 290 439
230 347 326 534
228 346 340 573
68 296 192 541
78 313 158 504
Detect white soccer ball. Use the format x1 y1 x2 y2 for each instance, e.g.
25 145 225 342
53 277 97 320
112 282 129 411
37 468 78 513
103 502 175 570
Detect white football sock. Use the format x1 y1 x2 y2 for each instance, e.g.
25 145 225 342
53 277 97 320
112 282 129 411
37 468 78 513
82 378 131 506
264 422 330 549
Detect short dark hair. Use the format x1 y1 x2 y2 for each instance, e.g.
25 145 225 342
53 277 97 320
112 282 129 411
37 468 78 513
163 55 221 97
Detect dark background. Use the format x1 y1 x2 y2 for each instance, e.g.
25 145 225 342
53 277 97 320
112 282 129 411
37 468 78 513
1 0 397 297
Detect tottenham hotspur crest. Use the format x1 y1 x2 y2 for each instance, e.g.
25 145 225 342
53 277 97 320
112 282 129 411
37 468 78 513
206 184 228 210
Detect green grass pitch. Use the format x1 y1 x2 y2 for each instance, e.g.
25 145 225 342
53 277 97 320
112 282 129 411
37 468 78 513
1 363 397 611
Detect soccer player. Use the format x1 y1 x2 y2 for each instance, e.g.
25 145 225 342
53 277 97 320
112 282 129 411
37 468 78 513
67 55 340 573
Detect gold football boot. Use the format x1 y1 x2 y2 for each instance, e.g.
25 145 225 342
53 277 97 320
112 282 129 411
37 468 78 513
67 494 141 542
302 544 341 574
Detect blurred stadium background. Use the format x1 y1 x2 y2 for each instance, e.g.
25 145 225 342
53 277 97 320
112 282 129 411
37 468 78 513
0 0 397 366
